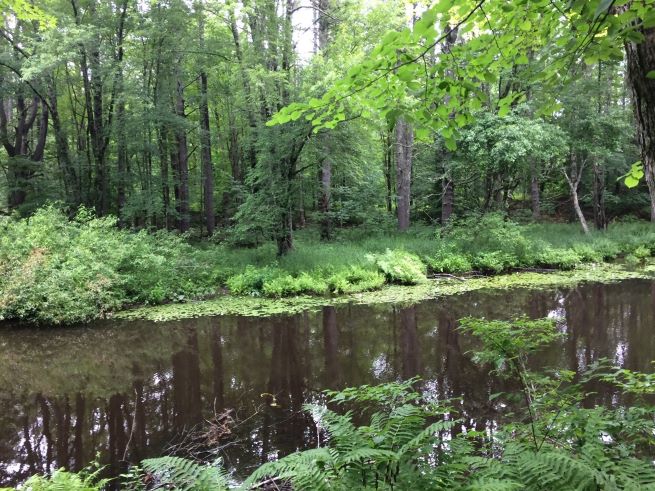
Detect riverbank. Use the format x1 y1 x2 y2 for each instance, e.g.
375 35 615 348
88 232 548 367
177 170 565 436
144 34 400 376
116 262 655 321
2 207 655 324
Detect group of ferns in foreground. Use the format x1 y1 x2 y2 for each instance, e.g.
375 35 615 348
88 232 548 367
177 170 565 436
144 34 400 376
4 206 655 324
17 317 655 490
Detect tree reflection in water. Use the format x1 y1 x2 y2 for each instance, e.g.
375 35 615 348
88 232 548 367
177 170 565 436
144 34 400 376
1 279 654 487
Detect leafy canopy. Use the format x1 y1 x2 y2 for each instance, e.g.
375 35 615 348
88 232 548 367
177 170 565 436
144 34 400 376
268 0 655 150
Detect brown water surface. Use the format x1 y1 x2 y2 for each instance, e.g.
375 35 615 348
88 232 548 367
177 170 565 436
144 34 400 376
0 279 654 486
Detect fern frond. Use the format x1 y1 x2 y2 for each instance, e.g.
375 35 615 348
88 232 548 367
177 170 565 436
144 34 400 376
141 456 229 491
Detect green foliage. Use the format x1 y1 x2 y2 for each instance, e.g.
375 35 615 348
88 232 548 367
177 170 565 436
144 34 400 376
369 249 427 285
458 317 563 372
4 206 655 324
0 206 220 323
139 456 229 491
21 467 108 491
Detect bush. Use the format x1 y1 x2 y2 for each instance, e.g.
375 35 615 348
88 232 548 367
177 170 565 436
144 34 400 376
0 207 222 323
425 251 472 273
326 266 385 293
370 249 427 285
21 467 108 491
225 266 281 295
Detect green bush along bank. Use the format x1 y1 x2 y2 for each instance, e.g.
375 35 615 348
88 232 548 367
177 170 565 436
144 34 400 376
2 208 655 324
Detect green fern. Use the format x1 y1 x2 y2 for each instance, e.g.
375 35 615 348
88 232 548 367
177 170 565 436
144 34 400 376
22 468 109 491
140 456 229 491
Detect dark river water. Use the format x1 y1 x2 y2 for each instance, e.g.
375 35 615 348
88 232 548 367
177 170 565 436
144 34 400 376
1 279 654 487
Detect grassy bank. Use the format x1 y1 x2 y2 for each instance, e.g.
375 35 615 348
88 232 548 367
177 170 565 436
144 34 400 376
2 207 655 324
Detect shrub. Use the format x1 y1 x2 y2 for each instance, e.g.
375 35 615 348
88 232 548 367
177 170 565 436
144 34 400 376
425 251 472 273
370 249 427 285
21 467 108 491
0 207 223 323
327 266 385 293
226 266 281 295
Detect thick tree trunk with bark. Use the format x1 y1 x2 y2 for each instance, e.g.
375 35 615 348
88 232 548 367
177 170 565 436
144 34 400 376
395 117 413 231
624 21 655 221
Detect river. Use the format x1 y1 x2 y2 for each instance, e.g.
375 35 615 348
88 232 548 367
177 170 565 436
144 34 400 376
1 278 653 486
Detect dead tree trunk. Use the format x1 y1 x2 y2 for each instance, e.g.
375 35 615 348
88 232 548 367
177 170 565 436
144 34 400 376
564 153 589 234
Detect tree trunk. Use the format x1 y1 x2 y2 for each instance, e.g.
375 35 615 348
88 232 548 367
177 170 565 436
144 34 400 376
442 175 454 224
564 153 589 234
277 209 294 256
317 0 332 240
395 117 413 231
197 2 215 236
319 158 332 240
199 70 214 235
592 160 606 230
570 185 589 234
174 75 190 233
115 0 129 224
530 159 541 220
383 129 394 213
438 25 459 227
624 18 655 221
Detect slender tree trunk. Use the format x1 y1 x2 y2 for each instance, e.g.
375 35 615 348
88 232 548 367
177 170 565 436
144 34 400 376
530 159 541 220
115 0 129 224
317 0 332 240
624 16 655 221
564 153 589 234
319 158 332 240
395 117 413 231
592 160 606 229
174 75 190 233
49 79 79 206
438 25 459 226
383 129 394 213
197 2 215 235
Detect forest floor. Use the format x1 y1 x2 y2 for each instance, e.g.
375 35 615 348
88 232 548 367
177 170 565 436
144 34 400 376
2 207 655 324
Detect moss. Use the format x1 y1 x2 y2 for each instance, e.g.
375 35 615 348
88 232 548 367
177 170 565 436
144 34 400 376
115 262 654 322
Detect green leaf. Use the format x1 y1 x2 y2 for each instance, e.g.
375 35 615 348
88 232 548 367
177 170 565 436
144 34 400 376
646 71 655 79
624 175 639 188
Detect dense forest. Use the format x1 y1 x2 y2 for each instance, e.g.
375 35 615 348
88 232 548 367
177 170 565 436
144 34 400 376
1 0 654 248
1 0 655 324
2 1 655 489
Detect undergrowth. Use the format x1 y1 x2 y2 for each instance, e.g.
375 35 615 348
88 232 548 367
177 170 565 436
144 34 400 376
2 208 655 323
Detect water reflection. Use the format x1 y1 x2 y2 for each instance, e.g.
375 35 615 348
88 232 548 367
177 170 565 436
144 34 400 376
1 279 654 487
